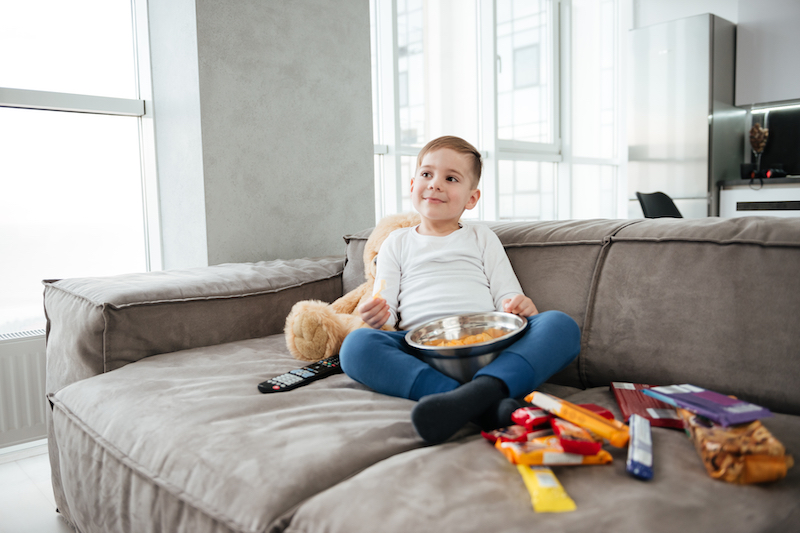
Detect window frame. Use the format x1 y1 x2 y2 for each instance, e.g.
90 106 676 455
0 0 161 271
372 0 628 222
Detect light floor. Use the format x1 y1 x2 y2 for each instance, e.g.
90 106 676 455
0 440 74 533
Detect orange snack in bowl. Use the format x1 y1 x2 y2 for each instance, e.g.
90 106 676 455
423 327 507 347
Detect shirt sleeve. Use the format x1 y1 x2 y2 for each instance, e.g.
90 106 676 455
373 230 403 328
478 226 525 311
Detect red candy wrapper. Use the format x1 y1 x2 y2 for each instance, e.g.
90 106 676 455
511 407 553 430
578 403 615 421
481 425 530 443
550 418 603 455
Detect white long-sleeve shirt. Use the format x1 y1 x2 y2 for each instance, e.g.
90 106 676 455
373 223 524 331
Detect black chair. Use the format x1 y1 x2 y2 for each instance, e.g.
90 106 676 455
636 191 683 218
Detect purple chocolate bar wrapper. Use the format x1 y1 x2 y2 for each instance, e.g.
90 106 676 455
643 384 771 427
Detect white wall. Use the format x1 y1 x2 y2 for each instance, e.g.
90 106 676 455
148 0 375 268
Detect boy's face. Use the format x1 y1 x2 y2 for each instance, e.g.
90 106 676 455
411 148 480 225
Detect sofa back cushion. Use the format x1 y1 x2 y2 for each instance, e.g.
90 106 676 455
488 220 637 387
44 258 344 394
582 217 800 414
342 227 373 294
344 218 637 388
344 216 800 414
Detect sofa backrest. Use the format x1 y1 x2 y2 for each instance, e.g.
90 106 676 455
582 217 800 415
343 216 800 415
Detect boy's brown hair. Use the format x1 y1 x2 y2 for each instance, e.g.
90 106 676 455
416 136 482 188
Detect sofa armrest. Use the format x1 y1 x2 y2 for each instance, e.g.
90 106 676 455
44 256 344 395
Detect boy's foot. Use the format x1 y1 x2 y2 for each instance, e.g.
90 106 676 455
411 375 508 444
472 397 521 432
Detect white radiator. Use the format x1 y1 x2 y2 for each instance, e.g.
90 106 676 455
0 330 47 448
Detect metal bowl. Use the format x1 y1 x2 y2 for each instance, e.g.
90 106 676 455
405 312 526 383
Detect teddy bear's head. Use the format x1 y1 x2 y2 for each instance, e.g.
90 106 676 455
362 212 420 280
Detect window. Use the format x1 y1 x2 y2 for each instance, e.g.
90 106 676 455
371 0 481 219
0 0 157 335
370 0 625 222
497 0 555 144
569 0 621 218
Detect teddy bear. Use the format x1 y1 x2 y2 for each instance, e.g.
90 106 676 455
284 211 421 362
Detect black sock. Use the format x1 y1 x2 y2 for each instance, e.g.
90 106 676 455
411 376 508 444
473 397 521 432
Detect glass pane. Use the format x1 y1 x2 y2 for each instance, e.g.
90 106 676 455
572 164 616 219
497 0 554 143
572 0 617 159
396 0 480 148
0 108 146 334
0 1 136 98
497 160 555 220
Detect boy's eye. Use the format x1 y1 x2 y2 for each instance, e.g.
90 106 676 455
447 176 458 182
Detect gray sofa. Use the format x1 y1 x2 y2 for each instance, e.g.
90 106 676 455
44 217 800 533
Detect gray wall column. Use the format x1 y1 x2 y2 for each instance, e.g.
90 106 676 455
149 0 375 268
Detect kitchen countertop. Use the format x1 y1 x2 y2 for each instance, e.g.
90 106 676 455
719 176 800 188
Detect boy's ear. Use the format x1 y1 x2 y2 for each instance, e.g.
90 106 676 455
465 188 481 210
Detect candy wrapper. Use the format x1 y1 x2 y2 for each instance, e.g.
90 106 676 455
481 425 553 443
550 418 603 456
511 407 552 430
626 414 654 480
481 425 530 444
526 392 629 448
517 466 576 513
678 408 794 484
496 435 612 466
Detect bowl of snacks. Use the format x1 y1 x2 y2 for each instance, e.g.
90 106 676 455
405 312 527 383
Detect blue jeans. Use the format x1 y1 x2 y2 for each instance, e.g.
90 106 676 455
339 310 580 401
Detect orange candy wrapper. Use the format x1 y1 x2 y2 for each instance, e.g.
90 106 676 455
677 408 794 484
526 392 629 448
495 435 613 466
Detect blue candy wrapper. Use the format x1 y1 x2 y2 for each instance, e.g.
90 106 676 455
626 414 653 480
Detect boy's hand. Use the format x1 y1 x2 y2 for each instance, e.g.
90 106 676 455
359 297 391 329
503 295 538 317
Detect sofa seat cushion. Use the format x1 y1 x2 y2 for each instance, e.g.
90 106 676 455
49 335 426 533
285 387 800 533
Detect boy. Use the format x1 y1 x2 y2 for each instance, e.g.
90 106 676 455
339 136 580 443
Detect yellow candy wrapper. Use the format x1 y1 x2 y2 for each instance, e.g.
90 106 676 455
517 466 576 513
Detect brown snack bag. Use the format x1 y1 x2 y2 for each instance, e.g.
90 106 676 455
677 408 794 484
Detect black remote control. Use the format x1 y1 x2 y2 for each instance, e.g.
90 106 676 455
257 355 343 393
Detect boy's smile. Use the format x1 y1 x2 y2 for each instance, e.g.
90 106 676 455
411 148 480 236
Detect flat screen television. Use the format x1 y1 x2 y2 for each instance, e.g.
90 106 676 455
756 107 800 176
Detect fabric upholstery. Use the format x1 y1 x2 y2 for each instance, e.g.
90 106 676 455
50 336 423 533
44 257 343 383
342 228 372 294
44 217 800 533
581 217 800 414
286 387 800 533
